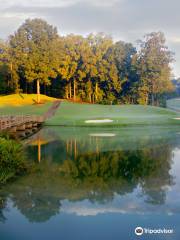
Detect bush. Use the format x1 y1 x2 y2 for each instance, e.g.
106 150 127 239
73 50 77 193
0 137 28 184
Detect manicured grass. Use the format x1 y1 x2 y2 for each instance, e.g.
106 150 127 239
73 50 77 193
0 94 55 116
167 98 180 111
0 102 52 116
0 94 56 107
46 102 180 126
0 94 180 126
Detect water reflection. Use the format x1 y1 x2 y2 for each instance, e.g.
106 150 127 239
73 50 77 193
0 196 6 223
0 126 180 225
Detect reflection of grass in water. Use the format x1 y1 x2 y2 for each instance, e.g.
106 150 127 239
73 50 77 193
27 126 180 154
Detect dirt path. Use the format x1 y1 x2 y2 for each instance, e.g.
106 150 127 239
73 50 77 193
43 100 61 121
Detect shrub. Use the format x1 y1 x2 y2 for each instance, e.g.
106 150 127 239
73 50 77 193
0 137 28 184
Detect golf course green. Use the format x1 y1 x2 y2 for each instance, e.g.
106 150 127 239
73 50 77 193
45 101 180 126
1 94 180 126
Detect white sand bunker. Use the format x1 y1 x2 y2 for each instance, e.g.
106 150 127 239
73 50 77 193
173 118 180 120
85 119 113 124
89 133 116 137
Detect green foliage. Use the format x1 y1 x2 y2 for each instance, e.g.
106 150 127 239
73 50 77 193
0 19 174 105
0 137 28 184
9 19 59 99
137 32 174 105
0 41 13 93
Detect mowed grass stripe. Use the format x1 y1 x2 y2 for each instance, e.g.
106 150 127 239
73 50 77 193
45 102 180 126
0 95 180 126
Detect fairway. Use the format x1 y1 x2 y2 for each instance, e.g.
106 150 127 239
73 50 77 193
1 95 180 126
46 101 180 126
167 98 180 111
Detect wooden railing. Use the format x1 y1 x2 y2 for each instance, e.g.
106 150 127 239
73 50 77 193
0 101 61 132
0 115 44 131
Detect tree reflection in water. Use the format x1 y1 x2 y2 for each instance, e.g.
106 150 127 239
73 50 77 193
0 127 177 223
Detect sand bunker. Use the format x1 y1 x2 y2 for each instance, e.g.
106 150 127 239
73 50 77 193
85 119 113 124
89 133 116 137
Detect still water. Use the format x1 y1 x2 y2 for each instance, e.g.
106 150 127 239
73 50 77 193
1 126 180 240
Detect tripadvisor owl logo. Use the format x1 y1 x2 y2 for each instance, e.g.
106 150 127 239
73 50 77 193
135 227 144 236
134 226 174 236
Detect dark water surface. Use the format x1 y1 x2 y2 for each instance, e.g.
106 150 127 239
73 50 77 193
1 126 180 240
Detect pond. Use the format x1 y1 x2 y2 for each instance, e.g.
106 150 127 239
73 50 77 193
0 126 180 239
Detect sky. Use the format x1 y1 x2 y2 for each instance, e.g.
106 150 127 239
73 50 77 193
0 0 180 77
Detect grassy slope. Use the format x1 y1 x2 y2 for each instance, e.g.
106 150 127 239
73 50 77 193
46 102 180 126
0 94 55 116
0 94 56 106
0 94 179 126
167 98 180 111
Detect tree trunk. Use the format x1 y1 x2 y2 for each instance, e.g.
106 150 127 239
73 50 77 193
37 79 40 104
92 94 95 104
151 93 154 106
146 94 148 105
69 82 72 99
151 83 155 106
95 82 98 102
38 136 41 163
66 85 69 99
74 79 76 101
89 93 92 103
88 80 92 103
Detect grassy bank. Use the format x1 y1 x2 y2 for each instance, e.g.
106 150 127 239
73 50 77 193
0 94 55 116
46 102 180 126
0 94 56 107
0 94 180 126
167 98 180 111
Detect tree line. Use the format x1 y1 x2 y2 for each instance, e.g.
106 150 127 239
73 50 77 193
0 18 175 105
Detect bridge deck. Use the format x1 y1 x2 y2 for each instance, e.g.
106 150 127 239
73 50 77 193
0 115 44 131
0 100 61 132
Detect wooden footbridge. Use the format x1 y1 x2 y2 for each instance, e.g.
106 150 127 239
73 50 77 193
0 101 61 139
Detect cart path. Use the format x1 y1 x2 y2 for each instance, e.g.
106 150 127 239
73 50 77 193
43 100 61 120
